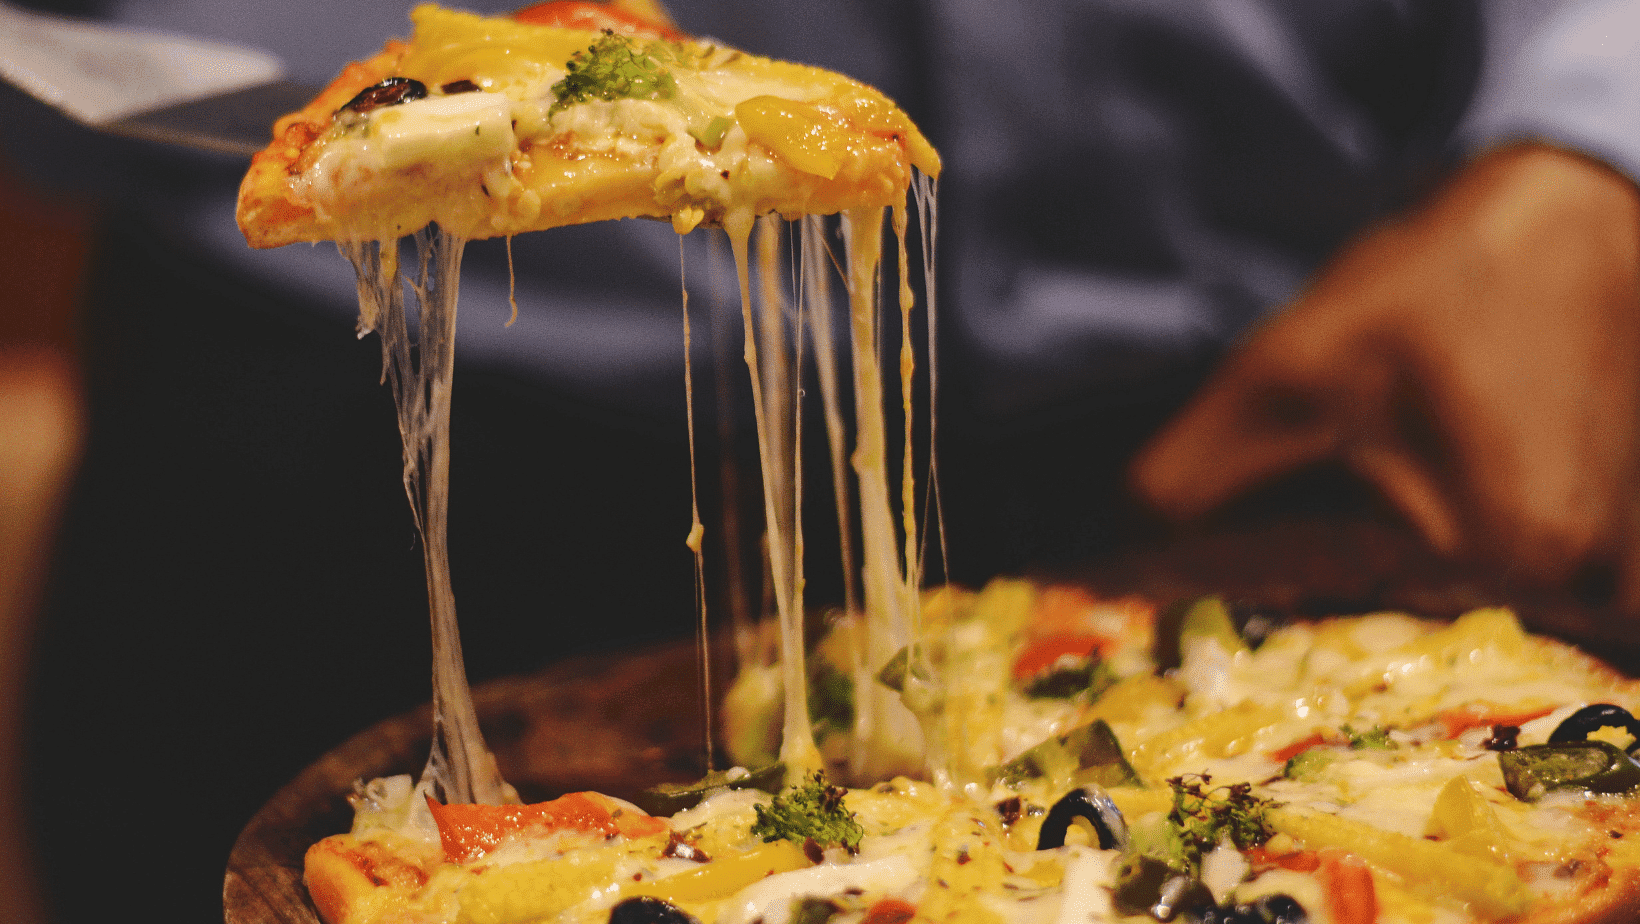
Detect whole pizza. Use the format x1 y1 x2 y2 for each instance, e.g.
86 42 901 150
304 583 1640 924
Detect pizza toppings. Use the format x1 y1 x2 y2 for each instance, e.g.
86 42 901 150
1499 741 1640 802
427 792 669 862
340 76 428 114
988 719 1142 791
512 1 680 41
1034 786 1129 850
1547 702 1640 750
748 772 864 854
1163 776 1277 873
302 595 1640 924
608 897 701 924
547 30 677 115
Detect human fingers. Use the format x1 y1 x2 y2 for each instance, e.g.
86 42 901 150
1131 314 1351 521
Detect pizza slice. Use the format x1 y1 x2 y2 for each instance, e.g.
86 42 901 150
236 1 940 247
236 0 945 816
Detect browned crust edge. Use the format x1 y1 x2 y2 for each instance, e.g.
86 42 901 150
235 43 405 249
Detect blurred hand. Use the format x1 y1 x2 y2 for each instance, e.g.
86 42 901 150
1132 143 1640 606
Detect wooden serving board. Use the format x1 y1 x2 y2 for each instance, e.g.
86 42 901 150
223 640 715 924
223 513 1640 924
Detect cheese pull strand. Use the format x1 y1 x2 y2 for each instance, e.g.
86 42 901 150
342 230 503 806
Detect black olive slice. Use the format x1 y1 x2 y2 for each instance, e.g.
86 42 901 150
1035 786 1128 850
1548 703 1640 753
441 79 481 94
341 77 429 114
609 897 700 924
1252 894 1309 924
1152 873 1216 922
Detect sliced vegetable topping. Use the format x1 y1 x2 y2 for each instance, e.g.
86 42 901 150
1155 596 1247 670
1433 703 1556 739
1498 741 1640 802
513 1 681 41
1165 775 1275 873
1548 703 1640 752
550 32 677 115
1342 724 1394 751
987 719 1140 789
341 77 428 114
626 841 810 903
632 763 785 817
1316 850 1377 924
858 898 917 924
426 791 667 862
1035 786 1128 850
609 897 700 924
1020 649 1117 701
1011 633 1103 681
1111 855 1215 921
750 772 864 853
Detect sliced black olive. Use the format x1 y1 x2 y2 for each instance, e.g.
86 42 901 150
1186 906 1258 924
1176 895 1308 924
789 897 841 924
1113 856 1174 917
994 795 1023 826
1036 785 1128 850
610 897 700 924
440 79 481 94
1483 724 1521 752
1548 703 1640 753
1152 873 1217 922
1252 894 1309 924
341 77 428 114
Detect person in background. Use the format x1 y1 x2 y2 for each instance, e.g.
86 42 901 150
1 1 1637 922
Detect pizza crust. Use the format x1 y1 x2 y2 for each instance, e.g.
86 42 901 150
304 832 441 924
1523 865 1640 924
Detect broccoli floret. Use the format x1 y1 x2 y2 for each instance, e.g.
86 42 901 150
1281 748 1334 781
550 31 677 114
1344 723 1395 751
751 772 864 854
1165 774 1275 873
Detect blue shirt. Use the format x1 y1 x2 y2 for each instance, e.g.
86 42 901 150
8 0 1638 429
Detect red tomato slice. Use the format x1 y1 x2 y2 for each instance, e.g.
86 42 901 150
860 898 917 924
1268 732 1329 764
513 2 682 41
1244 844 1321 873
1012 633 1103 681
1434 703 1556 739
427 791 668 862
1319 849 1379 924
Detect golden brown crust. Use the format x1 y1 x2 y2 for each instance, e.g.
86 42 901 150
1520 866 1640 924
1522 801 1640 924
236 44 405 248
304 832 438 924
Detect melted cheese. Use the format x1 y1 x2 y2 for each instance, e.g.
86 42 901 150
341 230 504 808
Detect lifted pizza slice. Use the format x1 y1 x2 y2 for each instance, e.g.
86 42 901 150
236 1 940 247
